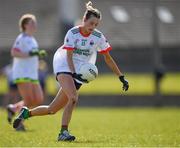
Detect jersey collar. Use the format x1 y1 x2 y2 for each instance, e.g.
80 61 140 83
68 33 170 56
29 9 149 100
79 27 91 37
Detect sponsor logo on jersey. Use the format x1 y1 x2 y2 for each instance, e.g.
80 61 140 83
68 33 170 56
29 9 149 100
81 39 87 46
73 48 91 56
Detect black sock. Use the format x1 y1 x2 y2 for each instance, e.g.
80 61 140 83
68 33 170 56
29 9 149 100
61 125 68 133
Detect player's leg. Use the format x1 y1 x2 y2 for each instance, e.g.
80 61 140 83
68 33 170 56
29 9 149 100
6 82 33 124
61 101 77 128
13 74 77 140
57 74 78 141
59 74 78 129
17 82 35 107
12 82 44 112
58 93 80 141
13 87 68 128
7 82 34 130
31 82 44 107
61 81 81 131
13 74 76 117
29 87 68 116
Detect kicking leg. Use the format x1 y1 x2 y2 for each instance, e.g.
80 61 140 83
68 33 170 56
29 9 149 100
30 87 68 116
13 87 68 128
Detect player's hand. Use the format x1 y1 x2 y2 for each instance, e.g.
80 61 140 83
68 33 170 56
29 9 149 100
119 75 129 91
29 49 47 58
29 50 39 56
72 73 88 83
38 50 47 58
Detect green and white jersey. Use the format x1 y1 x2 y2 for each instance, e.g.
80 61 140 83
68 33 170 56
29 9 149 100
53 26 112 75
12 33 39 81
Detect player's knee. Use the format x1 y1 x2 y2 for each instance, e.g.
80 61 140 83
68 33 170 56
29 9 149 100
47 107 57 115
68 94 78 105
68 93 78 104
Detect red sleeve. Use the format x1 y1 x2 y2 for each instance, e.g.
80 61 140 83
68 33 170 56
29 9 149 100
11 48 21 52
99 46 112 54
63 46 75 50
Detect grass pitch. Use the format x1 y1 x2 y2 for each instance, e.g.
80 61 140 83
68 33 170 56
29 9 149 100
0 107 180 147
1 73 180 96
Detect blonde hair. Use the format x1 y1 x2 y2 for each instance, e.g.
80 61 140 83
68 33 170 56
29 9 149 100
86 1 94 11
84 1 101 20
19 14 36 32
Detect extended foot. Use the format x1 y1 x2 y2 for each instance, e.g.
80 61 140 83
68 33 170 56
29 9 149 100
15 122 26 131
13 107 30 129
58 130 75 141
6 104 15 124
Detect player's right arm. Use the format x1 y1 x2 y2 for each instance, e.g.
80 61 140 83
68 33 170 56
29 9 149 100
64 30 87 83
11 48 29 58
66 50 76 74
63 30 76 74
11 37 30 58
11 37 46 58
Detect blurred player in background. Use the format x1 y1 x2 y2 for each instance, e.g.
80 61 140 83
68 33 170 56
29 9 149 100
0 63 19 106
38 59 48 98
13 1 129 140
7 14 47 131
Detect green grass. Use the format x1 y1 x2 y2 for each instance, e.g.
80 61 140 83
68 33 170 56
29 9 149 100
1 73 180 95
1 107 180 147
44 73 180 95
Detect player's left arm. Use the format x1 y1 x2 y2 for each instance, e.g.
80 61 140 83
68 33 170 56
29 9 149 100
103 51 122 76
103 51 129 91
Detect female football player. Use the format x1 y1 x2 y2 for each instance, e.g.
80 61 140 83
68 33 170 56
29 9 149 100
7 14 46 130
13 2 129 140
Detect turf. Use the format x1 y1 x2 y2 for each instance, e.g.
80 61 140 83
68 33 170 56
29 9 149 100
1 73 180 95
1 107 180 147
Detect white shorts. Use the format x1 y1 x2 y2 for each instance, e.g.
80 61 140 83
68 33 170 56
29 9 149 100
53 48 84 75
53 48 85 84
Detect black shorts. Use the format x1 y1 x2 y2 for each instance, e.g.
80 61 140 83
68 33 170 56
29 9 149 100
9 82 17 90
56 72 82 90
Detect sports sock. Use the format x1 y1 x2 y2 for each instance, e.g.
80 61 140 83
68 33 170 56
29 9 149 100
60 125 68 133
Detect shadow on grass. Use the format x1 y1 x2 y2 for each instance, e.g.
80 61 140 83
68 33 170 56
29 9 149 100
55 139 105 144
11 129 37 133
74 140 104 144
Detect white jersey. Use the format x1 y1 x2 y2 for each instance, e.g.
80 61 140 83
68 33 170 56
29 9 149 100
53 26 112 75
12 33 39 81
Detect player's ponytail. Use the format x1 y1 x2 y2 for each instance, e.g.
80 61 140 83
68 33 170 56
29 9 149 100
84 1 101 20
86 1 93 11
